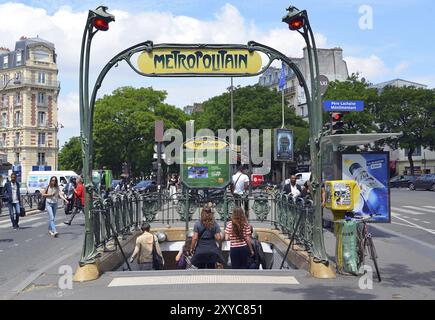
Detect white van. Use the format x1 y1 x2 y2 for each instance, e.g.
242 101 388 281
26 171 78 195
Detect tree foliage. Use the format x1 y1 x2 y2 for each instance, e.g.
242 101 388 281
194 85 309 160
59 136 82 173
93 87 187 177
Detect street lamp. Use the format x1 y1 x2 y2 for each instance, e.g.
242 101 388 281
74 6 115 282
283 5 334 278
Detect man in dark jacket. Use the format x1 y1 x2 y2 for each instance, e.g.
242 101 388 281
283 175 302 199
247 226 267 269
3 173 22 230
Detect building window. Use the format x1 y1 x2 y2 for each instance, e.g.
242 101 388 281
15 132 20 146
404 146 422 157
1 113 6 128
37 92 45 105
34 50 49 62
38 72 45 84
38 132 46 145
15 71 22 82
14 92 21 105
1 133 6 147
300 106 305 117
16 51 22 65
1 94 7 107
15 152 20 163
3 55 8 68
2 74 9 86
38 111 46 126
38 153 45 165
14 111 21 126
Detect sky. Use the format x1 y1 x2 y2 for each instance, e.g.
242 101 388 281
0 0 434 146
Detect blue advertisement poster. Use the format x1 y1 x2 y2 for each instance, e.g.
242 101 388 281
341 152 391 223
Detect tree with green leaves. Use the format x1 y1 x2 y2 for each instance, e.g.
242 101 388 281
93 86 187 177
59 136 82 173
323 74 379 135
194 84 310 161
377 86 435 175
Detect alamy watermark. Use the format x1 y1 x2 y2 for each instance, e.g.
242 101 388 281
358 265 373 290
359 5 374 30
58 265 73 290
162 121 273 175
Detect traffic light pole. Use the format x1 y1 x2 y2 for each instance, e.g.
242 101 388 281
283 6 334 278
74 6 115 282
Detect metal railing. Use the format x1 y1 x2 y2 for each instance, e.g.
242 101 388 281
90 188 315 260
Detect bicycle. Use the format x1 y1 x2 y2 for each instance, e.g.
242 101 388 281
350 213 382 282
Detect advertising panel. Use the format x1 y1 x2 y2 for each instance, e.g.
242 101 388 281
274 128 293 162
181 138 230 189
341 152 391 223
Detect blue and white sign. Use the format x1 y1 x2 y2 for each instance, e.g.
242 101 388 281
323 100 364 112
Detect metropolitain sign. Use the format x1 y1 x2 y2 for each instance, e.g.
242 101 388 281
137 48 263 75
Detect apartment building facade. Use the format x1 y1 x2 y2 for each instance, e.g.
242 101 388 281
0 36 60 184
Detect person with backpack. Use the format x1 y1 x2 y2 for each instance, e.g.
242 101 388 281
247 225 267 269
63 177 76 215
190 208 224 269
231 166 250 216
63 176 84 226
3 173 22 230
225 207 254 269
129 222 164 270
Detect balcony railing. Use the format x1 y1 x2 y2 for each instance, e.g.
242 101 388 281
4 77 60 89
284 86 297 96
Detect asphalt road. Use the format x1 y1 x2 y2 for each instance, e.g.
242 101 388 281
383 188 435 246
0 207 85 300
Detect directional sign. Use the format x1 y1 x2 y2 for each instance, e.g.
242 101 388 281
323 100 364 112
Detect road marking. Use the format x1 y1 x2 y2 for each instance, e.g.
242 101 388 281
422 221 431 224
391 207 426 216
423 206 435 209
108 275 300 287
38 234 45 238
392 221 422 229
392 215 435 236
30 222 46 228
402 206 435 214
0 216 43 228
25 238 32 242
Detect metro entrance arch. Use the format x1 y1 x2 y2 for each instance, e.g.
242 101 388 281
75 5 335 280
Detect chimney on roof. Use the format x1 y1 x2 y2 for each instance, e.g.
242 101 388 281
20 36 28 40
0 47 10 54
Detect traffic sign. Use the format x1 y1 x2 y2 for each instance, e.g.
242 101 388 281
323 100 364 112
251 174 264 188
319 75 329 96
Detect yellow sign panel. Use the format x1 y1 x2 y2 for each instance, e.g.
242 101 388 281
185 139 228 150
137 48 263 75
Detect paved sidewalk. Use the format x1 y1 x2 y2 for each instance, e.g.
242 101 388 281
11 223 435 300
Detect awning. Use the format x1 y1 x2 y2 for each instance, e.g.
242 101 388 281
322 133 402 150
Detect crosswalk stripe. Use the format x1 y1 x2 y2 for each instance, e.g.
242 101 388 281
0 216 44 228
402 206 435 214
391 207 426 215
423 206 435 209
30 222 46 228
108 275 300 287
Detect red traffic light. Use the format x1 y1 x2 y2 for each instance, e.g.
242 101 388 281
287 17 305 30
331 112 343 121
93 18 110 31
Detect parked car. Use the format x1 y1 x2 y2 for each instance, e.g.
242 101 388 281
27 171 78 195
409 174 435 191
132 180 157 193
389 175 418 188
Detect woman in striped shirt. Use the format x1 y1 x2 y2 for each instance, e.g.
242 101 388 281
225 207 254 269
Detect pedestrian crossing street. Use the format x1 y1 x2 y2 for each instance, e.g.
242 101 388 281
0 212 84 230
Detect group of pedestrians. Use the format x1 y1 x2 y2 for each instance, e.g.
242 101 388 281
2 173 84 238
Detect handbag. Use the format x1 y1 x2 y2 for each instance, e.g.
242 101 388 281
20 206 26 217
152 236 164 270
37 198 46 211
176 254 187 269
